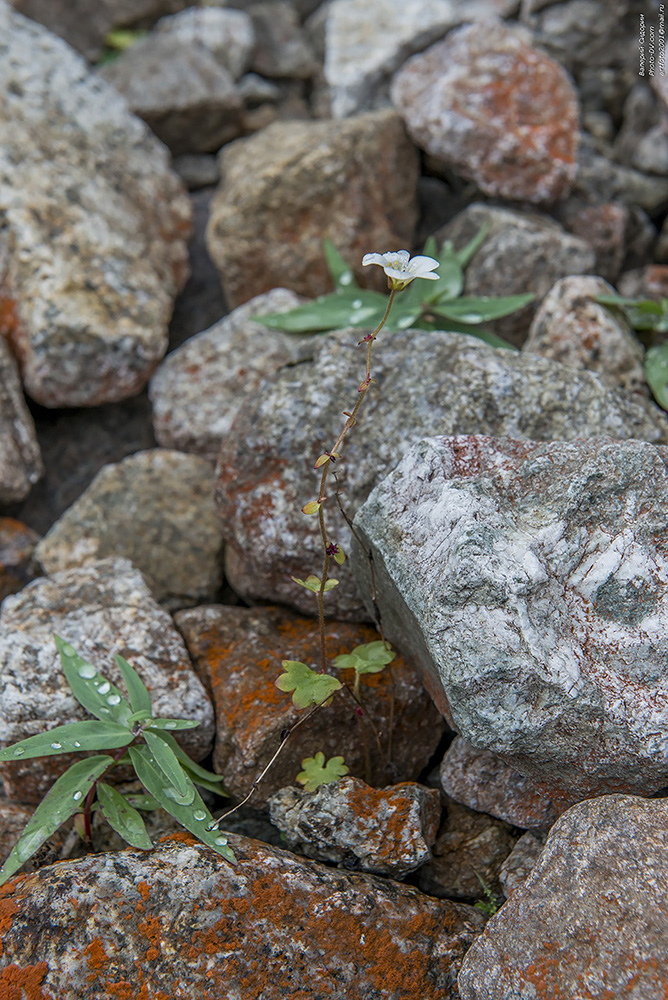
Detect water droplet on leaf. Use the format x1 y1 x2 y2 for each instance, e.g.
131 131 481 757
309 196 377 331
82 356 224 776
214 837 227 846
72 790 83 801
340 272 352 286
163 721 177 729
50 742 62 750
352 298 362 308
97 681 111 695
193 810 207 821
78 664 97 679
73 741 81 748
13 746 25 757
107 694 121 706
62 644 76 657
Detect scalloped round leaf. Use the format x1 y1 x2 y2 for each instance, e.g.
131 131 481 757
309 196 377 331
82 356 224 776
297 752 349 791
276 661 342 709
333 640 396 675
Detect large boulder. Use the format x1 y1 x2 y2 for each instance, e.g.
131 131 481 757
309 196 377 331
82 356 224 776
0 338 42 504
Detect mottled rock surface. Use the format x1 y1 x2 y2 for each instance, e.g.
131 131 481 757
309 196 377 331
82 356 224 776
498 830 546 898
268 777 441 876
0 338 42 504
416 797 518 903
0 518 40 603
439 204 596 345
150 289 305 461
352 435 668 800
0 834 484 999
440 738 561 829
0 2 192 407
0 558 214 801
458 795 668 999
249 1 317 79
206 110 419 307
34 450 223 610
175 604 444 802
216 329 668 619
154 5 255 80
391 21 579 203
324 0 460 117
522 275 646 395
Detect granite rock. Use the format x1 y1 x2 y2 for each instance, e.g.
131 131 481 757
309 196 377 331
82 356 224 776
0 338 42 504
352 435 668 800
216 329 668 619
0 833 485 999
174 604 445 803
150 288 306 461
324 0 460 118
573 133 668 213
0 557 214 802
206 110 419 307
0 2 192 407
522 275 646 395
34 450 223 610
154 5 255 79
618 265 668 301
391 21 579 203
497 829 546 898
556 201 640 283
439 738 561 830
249 1 318 79
458 795 668 999
0 518 40 603
268 776 441 876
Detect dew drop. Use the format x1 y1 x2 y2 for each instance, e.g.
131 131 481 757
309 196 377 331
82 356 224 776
78 664 97 679
62 644 76 657
163 721 177 729
193 810 207 821
352 298 362 309
50 742 62 750
13 746 25 757
339 272 352 286
73 741 82 748
107 694 121 706
164 786 195 805
97 681 111 695
72 790 83 801
214 837 227 846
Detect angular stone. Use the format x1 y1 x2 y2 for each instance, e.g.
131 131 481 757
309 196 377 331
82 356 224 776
268 776 441 876
522 275 646 395
216 329 668 620
99 32 243 156
439 203 596 346
174 604 445 803
391 21 579 203
573 133 668 214
557 201 629 282
150 289 306 461
324 0 460 118
0 833 484 998
618 264 668 301
497 830 546 899
0 338 42 505
154 5 255 79
249 1 317 78
0 557 214 802
439 738 561 829
521 0 635 72
0 3 192 407
34 450 223 610
416 797 518 903
0 518 40 603
458 795 668 999
206 110 419 307
352 435 668 800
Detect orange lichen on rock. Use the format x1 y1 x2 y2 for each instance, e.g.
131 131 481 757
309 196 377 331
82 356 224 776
0 962 50 1000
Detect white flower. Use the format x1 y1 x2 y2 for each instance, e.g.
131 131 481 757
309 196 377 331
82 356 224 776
362 250 440 290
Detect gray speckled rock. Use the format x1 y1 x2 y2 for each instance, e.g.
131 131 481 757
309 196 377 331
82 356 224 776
352 435 668 799
99 32 243 155
391 21 579 203
522 275 646 395
216 330 668 620
458 795 668 999
154 5 255 80
497 830 546 898
0 338 42 504
268 776 441 876
150 288 306 461
34 450 223 610
249 1 317 79
0 2 192 407
0 557 214 802
324 0 460 118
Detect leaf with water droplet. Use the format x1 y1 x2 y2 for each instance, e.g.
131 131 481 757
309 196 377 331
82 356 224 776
115 654 152 714
0 721 133 762
143 731 188 796
149 731 228 796
0 755 113 885
97 782 153 850
55 636 132 727
147 718 200 731
128 745 234 862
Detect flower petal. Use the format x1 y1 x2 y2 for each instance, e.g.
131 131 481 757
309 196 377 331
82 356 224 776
406 255 440 274
362 253 387 267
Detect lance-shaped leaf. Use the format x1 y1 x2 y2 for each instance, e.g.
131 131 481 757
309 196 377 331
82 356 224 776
297 752 349 791
257 288 388 334
129 745 235 862
434 294 534 324
55 636 132 726
455 224 489 268
0 720 133 762
115 654 152 715
150 730 228 795
646 341 668 411
146 718 200 732
333 640 396 676
143 730 188 796
276 661 342 709
97 781 153 850
323 238 357 291
0 755 113 886
427 242 464 303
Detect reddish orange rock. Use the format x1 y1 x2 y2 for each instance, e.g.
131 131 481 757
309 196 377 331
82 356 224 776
175 604 445 804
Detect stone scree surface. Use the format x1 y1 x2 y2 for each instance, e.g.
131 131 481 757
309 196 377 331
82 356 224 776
352 434 668 800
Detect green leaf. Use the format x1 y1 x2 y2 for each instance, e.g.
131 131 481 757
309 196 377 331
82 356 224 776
115 654 152 715
291 575 339 593
104 29 147 51
257 288 388 334
333 640 396 676
97 782 153 850
428 242 464 303
455 224 490 268
646 341 668 410
434 294 534 324
55 636 132 727
0 755 112 886
323 238 357 291
275 661 342 709
149 731 228 795
146 718 200 731
0 720 133 762
125 793 161 811
419 316 517 349
296 752 349 791
129 745 235 862
596 295 668 333
143 730 189 796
